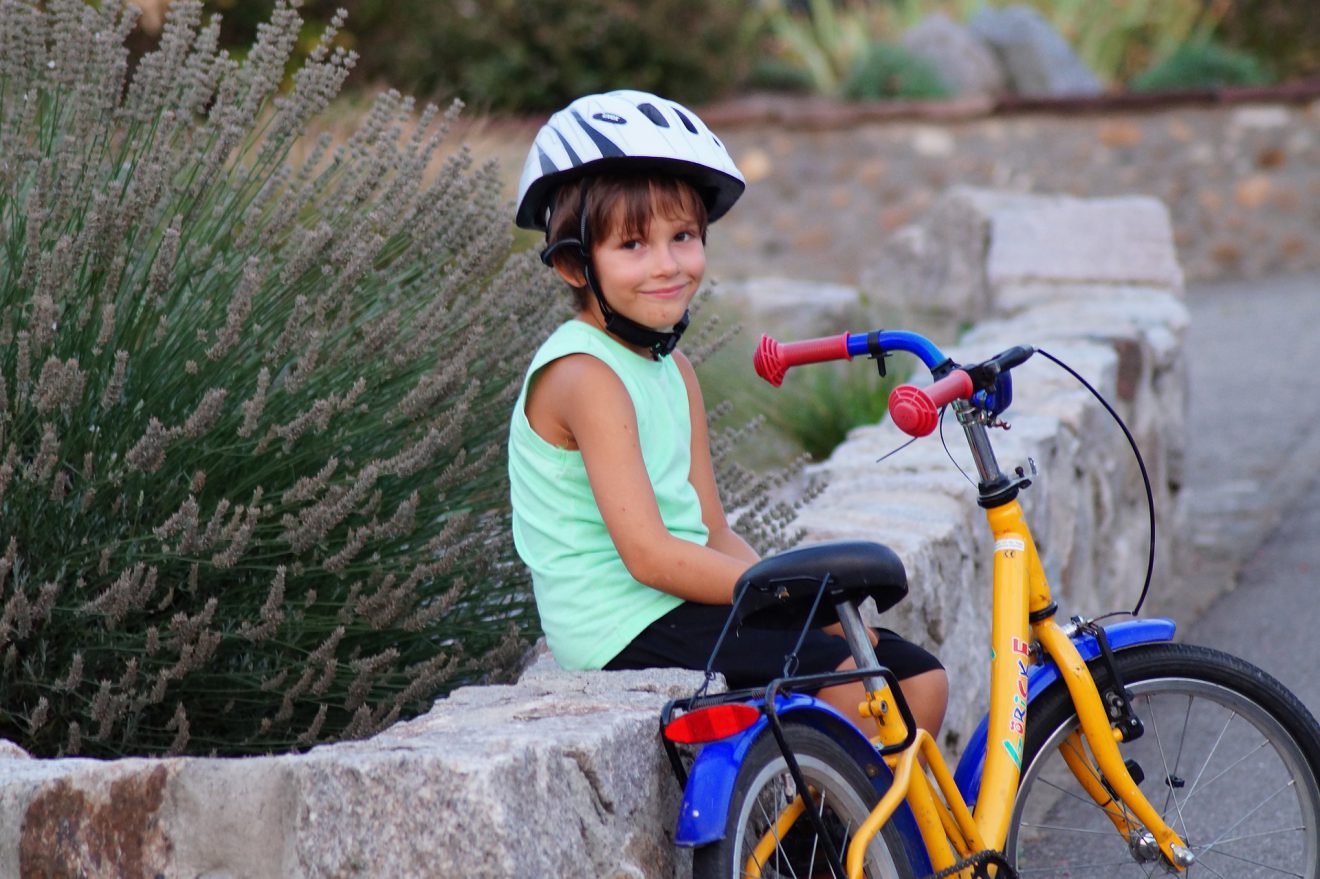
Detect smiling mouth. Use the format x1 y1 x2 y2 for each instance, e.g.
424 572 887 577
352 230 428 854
641 282 689 297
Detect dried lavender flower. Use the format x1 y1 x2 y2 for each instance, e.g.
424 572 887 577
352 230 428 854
0 0 797 760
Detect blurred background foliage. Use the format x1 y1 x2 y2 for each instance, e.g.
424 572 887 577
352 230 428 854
168 0 1318 113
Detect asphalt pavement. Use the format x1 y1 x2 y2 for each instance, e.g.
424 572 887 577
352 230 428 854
1177 271 1320 716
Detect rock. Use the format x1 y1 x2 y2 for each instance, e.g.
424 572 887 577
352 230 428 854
969 5 1104 97
859 186 1044 338
902 12 1009 100
0 740 30 760
985 194 1185 300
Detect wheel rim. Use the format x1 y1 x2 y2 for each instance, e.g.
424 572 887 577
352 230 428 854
731 751 903 879
1008 676 1320 877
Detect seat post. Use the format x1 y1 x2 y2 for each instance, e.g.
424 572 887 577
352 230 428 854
834 599 885 693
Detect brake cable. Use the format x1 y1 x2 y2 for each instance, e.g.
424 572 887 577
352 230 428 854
1034 348 1157 617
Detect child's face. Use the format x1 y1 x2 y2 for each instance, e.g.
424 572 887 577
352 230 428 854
589 206 705 333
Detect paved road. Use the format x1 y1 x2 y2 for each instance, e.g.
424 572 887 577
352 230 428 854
1179 272 1320 717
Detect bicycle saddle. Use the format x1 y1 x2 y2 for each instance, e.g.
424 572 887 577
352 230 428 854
732 540 908 629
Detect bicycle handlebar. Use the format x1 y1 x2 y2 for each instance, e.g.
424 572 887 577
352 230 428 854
753 334 852 387
754 331 949 387
888 370 974 437
755 330 1034 438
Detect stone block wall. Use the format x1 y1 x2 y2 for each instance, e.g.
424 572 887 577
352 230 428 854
0 191 1189 878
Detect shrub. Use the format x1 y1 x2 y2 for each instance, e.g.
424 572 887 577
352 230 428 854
843 40 952 101
324 0 757 113
0 0 562 757
1217 0 1320 81
1130 39 1275 92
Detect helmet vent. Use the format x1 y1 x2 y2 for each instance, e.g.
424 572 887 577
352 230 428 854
673 107 699 134
637 103 670 127
571 110 625 157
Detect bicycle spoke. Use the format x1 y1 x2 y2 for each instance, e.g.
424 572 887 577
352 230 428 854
1197 779 1296 860
1181 738 1270 807
1209 823 1305 845
1145 692 1192 838
1193 856 1233 879
1160 694 1194 816
1196 843 1307 878
1034 772 1114 811
749 785 793 879
1183 707 1237 803
1054 733 1141 827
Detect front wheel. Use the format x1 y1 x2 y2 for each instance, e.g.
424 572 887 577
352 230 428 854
1008 642 1320 877
692 723 913 879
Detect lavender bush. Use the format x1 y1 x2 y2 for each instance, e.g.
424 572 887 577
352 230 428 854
0 0 564 757
0 0 812 758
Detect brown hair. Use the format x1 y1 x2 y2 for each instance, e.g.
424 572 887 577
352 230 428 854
545 173 708 311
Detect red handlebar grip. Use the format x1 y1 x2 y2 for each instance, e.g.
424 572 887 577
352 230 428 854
888 370 974 437
754 334 851 387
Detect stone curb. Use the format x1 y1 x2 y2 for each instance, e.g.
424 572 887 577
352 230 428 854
0 190 1190 878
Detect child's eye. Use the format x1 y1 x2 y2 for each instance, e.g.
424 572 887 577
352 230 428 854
674 230 697 243
620 239 642 250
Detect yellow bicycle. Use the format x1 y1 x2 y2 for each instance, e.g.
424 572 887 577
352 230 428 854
660 329 1320 878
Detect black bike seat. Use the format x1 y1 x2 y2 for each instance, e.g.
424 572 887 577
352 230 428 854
733 540 908 630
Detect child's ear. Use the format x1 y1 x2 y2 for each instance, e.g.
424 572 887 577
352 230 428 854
553 258 587 288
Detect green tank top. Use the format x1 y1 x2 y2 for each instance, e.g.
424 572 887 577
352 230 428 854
508 321 707 669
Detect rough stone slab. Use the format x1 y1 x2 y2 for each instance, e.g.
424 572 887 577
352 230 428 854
986 197 1184 290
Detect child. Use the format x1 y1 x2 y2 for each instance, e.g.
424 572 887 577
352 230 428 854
509 90 946 733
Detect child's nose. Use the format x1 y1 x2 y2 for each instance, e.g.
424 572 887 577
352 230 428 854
652 244 679 275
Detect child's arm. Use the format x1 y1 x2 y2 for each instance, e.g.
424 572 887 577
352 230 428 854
673 351 760 566
529 351 750 604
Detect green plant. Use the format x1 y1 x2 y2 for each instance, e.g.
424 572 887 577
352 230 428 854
764 359 908 461
693 307 908 465
992 0 1231 85
843 40 952 100
1130 38 1275 92
761 0 877 97
0 0 564 758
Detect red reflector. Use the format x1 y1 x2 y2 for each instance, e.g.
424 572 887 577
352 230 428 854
663 704 761 744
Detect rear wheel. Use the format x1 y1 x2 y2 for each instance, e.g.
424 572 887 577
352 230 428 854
1008 643 1320 877
692 723 913 879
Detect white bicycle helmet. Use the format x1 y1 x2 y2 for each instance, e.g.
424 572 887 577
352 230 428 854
515 89 746 231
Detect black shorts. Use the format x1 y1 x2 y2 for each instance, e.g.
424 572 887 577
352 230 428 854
602 601 942 690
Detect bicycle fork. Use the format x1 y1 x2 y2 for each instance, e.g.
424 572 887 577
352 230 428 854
995 500 1196 872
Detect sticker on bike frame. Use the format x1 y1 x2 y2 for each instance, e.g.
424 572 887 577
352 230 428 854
1002 637 1031 767
995 538 1026 553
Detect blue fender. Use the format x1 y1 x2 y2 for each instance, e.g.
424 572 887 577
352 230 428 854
674 693 932 875
951 617 1177 808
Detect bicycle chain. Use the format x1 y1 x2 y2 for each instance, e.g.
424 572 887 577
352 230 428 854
919 849 1018 879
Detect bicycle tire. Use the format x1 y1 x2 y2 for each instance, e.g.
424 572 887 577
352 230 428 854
1007 642 1320 877
692 723 914 879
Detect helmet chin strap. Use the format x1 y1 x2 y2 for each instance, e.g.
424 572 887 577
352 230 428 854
540 184 689 361
585 263 689 360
